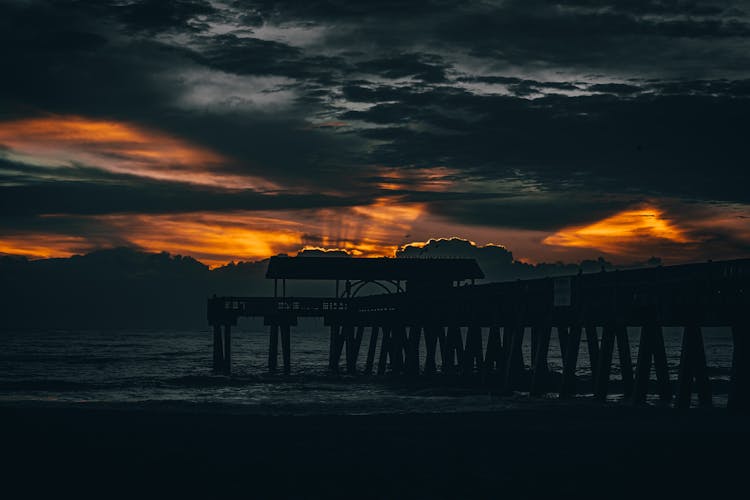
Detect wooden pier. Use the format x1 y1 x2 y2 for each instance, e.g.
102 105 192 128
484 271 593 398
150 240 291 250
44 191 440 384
207 257 750 411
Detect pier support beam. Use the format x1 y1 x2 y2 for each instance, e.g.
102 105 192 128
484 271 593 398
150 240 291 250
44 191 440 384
463 325 483 375
364 326 380 375
616 325 634 398
281 323 291 374
560 325 582 398
268 323 279 372
530 323 551 396
212 324 223 373
676 324 712 409
594 324 616 400
222 324 232 375
729 323 750 413
632 323 671 405
594 323 631 400
585 324 600 390
557 326 569 364
405 326 422 376
444 325 464 373
437 327 448 372
504 324 526 393
344 325 364 374
390 325 407 374
483 325 504 385
328 324 345 373
342 324 357 374
424 326 439 375
377 325 392 375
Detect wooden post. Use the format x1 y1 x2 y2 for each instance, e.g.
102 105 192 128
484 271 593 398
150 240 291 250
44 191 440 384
560 325 582 397
332 323 347 373
676 324 712 409
390 324 406 374
353 325 365 360
405 326 422 376
557 326 569 364
652 324 671 402
424 325 438 375
437 326 448 372
633 325 654 405
729 323 750 413
364 326 380 375
530 323 551 396
585 324 600 387
223 324 231 375
268 323 279 372
280 323 291 374
445 325 464 373
530 325 549 375
328 324 339 371
344 324 357 374
595 324 616 400
615 324 634 398
633 323 671 405
212 324 222 373
463 325 483 375
504 324 526 393
377 325 392 375
484 325 504 384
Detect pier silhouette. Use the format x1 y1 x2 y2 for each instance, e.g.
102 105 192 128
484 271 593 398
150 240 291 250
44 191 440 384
208 256 750 411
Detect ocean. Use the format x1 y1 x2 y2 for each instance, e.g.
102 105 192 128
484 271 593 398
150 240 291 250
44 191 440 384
0 321 734 413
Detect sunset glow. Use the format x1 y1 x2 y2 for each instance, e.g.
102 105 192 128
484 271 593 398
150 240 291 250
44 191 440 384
0 115 274 189
0 234 92 260
0 196 429 266
543 207 696 256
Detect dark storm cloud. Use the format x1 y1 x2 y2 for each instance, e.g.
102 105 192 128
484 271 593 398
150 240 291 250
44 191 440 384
0 157 367 216
344 87 750 205
428 195 639 232
1 0 749 259
354 54 449 83
112 0 216 33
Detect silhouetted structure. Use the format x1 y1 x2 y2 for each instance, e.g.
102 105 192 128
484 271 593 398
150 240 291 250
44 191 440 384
208 257 750 412
266 255 484 297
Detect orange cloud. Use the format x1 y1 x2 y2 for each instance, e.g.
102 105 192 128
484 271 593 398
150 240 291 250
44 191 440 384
376 166 458 192
0 115 274 189
0 195 429 266
0 234 92 260
543 206 697 257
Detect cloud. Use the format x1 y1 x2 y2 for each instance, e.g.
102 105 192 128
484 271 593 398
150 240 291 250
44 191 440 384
543 205 695 254
0 114 275 189
1 0 749 267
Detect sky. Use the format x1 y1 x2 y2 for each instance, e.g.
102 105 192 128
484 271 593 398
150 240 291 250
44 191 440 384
1 0 749 267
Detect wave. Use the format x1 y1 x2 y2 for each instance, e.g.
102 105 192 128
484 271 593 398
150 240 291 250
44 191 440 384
0 379 97 391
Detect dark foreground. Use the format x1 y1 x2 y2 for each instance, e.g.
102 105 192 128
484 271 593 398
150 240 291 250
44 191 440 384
2 402 748 498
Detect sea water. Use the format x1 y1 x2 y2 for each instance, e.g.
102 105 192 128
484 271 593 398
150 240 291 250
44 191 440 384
0 319 734 414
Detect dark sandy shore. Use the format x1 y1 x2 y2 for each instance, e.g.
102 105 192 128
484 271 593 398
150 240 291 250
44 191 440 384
2 401 748 498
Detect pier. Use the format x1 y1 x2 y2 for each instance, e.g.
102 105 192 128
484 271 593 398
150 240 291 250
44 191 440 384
207 257 750 411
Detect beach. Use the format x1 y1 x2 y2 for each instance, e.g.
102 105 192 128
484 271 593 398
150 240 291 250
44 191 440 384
3 402 748 498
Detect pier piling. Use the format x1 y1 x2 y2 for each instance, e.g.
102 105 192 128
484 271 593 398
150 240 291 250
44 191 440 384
729 323 750 412
560 325 582 397
676 324 712 408
364 326 380 375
